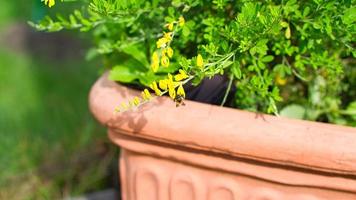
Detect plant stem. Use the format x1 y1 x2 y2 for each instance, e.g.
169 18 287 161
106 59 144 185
221 73 234 106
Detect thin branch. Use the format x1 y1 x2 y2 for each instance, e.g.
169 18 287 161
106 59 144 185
221 73 234 106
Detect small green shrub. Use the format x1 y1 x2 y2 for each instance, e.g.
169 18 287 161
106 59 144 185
32 0 356 126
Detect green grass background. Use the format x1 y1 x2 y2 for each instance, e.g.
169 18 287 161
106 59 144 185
0 1 116 199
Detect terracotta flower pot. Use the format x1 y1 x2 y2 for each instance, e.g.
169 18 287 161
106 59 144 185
89 73 356 200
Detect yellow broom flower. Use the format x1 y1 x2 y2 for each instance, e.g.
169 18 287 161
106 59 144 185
129 100 135 108
285 26 291 39
177 84 185 98
151 62 159 72
133 97 141 106
165 22 174 31
275 74 287 85
166 47 173 58
178 16 185 27
141 89 152 100
174 69 189 81
167 74 176 99
161 55 170 67
141 91 147 100
161 48 166 57
163 32 173 41
196 54 204 69
156 37 169 48
44 0 55 7
114 106 120 113
151 52 159 72
168 87 176 99
121 102 128 109
149 81 162 96
159 79 168 90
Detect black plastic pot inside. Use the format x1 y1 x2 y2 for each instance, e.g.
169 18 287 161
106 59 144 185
184 75 235 107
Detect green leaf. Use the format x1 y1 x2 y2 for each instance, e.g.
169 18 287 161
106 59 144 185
121 43 149 67
247 65 255 71
109 65 140 83
342 7 356 25
271 86 282 102
262 55 274 63
85 48 99 61
303 7 310 17
231 62 242 79
109 59 146 83
138 72 163 86
69 14 77 25
221 60 233 68
257 60 266 69
182 26 190 36
341 102 356 120
254 39 269 55
280 104 306 119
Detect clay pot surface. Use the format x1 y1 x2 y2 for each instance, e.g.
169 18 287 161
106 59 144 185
90 73 356 199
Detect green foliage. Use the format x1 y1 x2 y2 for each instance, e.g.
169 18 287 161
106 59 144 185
280 104 306 119
32 0 356 126
0 47 111 199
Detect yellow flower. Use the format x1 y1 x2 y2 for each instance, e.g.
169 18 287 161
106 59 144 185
196 54 204 69
149 81 162 96
152 51 159 63
133 97 141 106
178 16 185 27
167 74 176 99
169 86 176 99
174 69 189 81
44 0 55 7
285 26 291 39
159 79 168 90
166 47 173 58
156 37 168 48
121 102 128 109
141 89 152 101
165 22 174 31
151 52 159 72
141 91 146 100
114 106 120 113
275 74 287 85
151 62 159 72
163 32 173 41
161 55 170 67
129 100 135 108
141 89 152 100
177 84 185 98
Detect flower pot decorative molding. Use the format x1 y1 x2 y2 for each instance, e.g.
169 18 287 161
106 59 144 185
90 73 356 200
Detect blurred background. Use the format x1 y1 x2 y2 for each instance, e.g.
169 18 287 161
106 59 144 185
0 1 118 199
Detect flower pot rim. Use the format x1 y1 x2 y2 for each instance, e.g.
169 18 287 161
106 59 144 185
89 72 356 176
